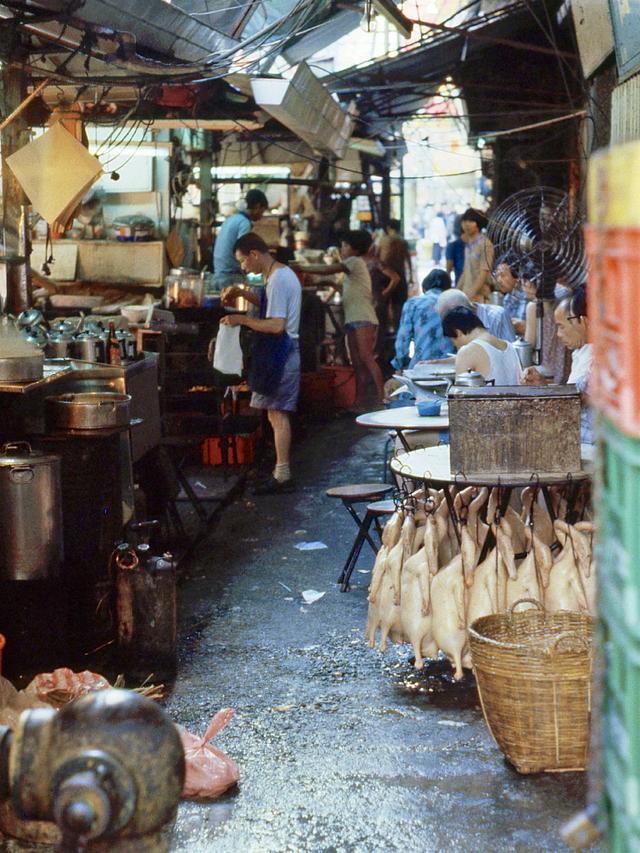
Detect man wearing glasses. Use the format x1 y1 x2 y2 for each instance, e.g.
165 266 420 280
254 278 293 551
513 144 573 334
522 285 592 443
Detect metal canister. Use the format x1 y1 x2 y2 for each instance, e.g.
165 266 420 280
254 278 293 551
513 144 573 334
513 336 533 369
0 442 63 580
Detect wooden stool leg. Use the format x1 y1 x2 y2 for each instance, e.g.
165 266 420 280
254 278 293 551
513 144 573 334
339 510 375 592
344 501 379 556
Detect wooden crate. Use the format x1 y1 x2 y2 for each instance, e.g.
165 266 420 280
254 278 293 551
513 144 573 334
448 385 582 477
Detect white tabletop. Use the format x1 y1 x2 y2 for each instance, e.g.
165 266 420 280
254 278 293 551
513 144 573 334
391 444 594 486
356 406 450 432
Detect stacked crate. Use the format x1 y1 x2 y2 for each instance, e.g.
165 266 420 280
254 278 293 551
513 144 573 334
588 143 640 850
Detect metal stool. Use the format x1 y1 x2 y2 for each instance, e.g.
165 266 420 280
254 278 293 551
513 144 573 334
326 483 394 591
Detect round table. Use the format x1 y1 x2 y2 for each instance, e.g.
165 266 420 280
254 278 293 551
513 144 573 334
356 406 449 452
390 443 594 486
391 444 594 558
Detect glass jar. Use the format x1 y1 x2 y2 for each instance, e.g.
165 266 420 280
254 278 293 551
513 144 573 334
164 268 204 308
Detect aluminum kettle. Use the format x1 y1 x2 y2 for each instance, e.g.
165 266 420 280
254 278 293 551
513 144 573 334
513 336 533 369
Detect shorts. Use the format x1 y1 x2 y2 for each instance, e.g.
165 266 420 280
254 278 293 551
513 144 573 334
250 343 300 412
345 321 378 332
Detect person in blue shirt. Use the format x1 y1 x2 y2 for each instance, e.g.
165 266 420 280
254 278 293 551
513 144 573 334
494 252 533 336
391 268 454 370
213 189 269 290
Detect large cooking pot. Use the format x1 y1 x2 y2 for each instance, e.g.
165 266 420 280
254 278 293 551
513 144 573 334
0 353 44 383
0 442 63 580
45 392 131 431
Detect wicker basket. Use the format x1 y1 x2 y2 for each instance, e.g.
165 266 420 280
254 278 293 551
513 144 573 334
468 599 594 774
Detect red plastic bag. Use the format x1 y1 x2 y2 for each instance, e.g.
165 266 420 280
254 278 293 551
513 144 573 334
176 709 240 799
24 668 111 707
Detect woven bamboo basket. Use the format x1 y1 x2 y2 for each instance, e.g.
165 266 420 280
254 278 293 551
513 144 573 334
468 598 594 774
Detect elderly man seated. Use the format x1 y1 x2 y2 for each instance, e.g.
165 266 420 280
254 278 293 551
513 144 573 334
442 306 522 385
522 285 592 444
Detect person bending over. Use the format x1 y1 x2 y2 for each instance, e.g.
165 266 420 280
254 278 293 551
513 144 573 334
442 306 522 386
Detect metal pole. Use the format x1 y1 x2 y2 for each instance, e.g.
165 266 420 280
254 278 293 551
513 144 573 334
1 62 33 312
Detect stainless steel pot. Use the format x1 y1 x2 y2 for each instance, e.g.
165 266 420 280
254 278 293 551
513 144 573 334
45 332 74 359
45 392 131 431
513 336 533 369
454 370 487 387
0 441 63 580
71 331 106 363
0 353 44 383
116 328 137 361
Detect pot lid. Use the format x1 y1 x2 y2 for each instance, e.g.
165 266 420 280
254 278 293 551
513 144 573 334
0 441 59 466
454 370 486 386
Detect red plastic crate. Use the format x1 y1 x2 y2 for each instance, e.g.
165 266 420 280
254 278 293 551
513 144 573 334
586 225 640 436
201 433 257 466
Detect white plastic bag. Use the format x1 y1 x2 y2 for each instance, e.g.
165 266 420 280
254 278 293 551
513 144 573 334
213 325 243 376
176 709 240 799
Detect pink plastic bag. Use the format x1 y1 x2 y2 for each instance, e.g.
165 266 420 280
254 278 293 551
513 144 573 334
24 668 111 707
176 709 240 799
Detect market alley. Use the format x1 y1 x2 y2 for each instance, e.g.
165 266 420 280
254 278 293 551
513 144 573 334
165 418 592 853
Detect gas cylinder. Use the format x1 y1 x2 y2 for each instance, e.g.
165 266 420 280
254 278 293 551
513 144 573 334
115 543 177 682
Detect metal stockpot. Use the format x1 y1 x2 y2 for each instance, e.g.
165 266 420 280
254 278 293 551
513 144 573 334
45 332 74 359
45 392 131 431
0 442 63 580
71 331 106 363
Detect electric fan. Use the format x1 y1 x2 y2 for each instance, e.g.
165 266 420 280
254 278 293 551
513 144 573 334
486 187 587 362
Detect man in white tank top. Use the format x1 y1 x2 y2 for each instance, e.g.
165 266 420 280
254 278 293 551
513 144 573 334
441 306 522 385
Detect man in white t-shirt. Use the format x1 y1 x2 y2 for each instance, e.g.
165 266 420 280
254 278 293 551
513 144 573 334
221 232 301 493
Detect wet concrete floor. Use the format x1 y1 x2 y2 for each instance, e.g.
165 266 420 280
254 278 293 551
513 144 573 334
166 417 595 853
